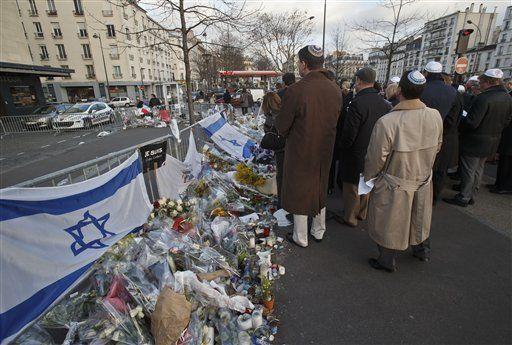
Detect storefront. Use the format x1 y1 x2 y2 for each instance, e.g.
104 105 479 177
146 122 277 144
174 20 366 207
0 62 73 116
65 86 95 102
108 85 128 98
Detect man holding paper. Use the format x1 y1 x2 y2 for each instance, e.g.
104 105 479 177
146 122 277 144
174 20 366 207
363 70 443 272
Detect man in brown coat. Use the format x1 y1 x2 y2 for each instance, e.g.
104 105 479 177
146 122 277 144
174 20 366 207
364 70 443 272
275 45 342 247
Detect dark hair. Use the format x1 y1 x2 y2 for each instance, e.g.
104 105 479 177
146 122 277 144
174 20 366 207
478 74 501 85
425 72 442 82
282 72 296 86
373 81 382 93
298 46 324 70
398 70 426 99
151 93 156 97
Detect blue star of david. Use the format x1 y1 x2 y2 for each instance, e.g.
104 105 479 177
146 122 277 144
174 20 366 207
64 211 115 256
219 135 242 147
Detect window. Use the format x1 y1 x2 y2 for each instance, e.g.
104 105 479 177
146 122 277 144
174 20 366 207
106 24 116 37
61 65 71 79
73 0 83 14
39 45 49 59
51 22 62 37
131 66 136 77
56 44 66 59
34 22 43 37
46 0 56 14
10 86 38 107
125 28 131 40
496 59 501 68
86 65 95 78
110 45 119 59
113 66 122 77
502 34 508 43
77 22 87 37
28 0 38 15
82 43 91 58
498 46 503 55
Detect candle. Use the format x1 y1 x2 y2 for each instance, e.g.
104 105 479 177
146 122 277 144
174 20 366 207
279 266 286 275
249 237 256 249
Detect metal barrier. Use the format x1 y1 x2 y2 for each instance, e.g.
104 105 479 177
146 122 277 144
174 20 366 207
11 121 212 202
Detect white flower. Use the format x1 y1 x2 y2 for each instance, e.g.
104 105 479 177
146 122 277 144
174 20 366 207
149 213 155 219
171 210 178 217
177 199 183 205
190 198 197 205
176 205 183 212
169 201 175 207
158 198 167 205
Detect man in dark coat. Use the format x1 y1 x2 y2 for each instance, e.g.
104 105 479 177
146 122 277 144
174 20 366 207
276 45 342 247
420 64 458 203
339 67 391 227
149 93 161 108
444 69 512 207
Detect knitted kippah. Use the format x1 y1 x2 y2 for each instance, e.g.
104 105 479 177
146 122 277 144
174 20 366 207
308 45 323 57
407 70 426 85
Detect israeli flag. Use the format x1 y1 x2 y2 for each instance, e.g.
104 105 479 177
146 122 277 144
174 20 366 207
199 112 256 161
0 152 152 344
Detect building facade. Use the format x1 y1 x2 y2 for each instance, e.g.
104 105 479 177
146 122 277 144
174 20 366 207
10 0 198 102
325 51 365 81
420 3 497 73
492 6 512 78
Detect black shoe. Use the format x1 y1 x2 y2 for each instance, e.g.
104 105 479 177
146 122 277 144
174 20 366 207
285 233 306 248
452 184 461 192
443 197 468 207
489 188 512 195
468 198 475 205
368 258 395 273
413 254 430 262
309 234 323 243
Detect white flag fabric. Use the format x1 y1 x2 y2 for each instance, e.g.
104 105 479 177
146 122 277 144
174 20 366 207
199 112 256 161
184 131 203 179
156 154 191 199
0 152 151 344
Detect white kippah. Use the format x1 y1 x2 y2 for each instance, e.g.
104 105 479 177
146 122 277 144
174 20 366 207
484 68 503 79
425 61 443 73
308 45 324 57
407 70 426 85
390 76 401 84
468 76 479 82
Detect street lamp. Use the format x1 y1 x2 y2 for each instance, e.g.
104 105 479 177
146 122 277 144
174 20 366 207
322 0 327 52
467 20 482 47
92 33 110 100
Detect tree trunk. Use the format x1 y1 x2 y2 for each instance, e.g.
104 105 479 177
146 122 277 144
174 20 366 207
385 52 393 84
179 0 195 125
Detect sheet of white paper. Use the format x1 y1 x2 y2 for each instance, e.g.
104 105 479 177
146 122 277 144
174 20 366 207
239 213 259 224
358 174 376 195
273 208 292 227
462 110 468 117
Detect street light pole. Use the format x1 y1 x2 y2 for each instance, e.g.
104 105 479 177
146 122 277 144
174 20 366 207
322 0 327 52
466 21 483 74
93 33 110 101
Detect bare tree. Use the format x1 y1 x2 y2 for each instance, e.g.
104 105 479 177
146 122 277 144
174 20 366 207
327 22 349 80
351 0 426 83
251 10 313 72
92 0 254 124
252 54 273 71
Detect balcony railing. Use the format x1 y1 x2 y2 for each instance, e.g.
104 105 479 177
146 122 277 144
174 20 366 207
73 9 84 16
77 31 88 38
56 54 67 61
46 9 57 16
51 32 63 38
86 73 96 79
106 33 116 38
112 73 123 79
131 73 137 79
34 32 44 38
81 54 93 60
40 54 49 61
102 9 113 16
109 53 119 60
28 9 38 16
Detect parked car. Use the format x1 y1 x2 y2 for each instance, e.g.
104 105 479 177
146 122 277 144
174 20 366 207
109 97 134 108
24 103 73 129
53 102 114 129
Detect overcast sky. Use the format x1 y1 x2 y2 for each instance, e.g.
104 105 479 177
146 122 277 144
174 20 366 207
248 0 510 53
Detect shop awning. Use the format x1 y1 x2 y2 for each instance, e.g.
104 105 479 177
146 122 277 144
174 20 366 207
0 61 74 77
219 70 282 78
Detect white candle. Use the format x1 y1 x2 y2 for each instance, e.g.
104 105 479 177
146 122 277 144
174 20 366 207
279 266 286 275
252 310 263 328
249 237 256 249
237 314 253 331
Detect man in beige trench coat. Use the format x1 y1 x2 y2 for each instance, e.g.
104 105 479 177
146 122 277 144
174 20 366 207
276 45 342 247
364 70 443 272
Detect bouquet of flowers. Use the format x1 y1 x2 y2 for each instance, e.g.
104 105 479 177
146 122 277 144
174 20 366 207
234 163 266 188
149 197 197 233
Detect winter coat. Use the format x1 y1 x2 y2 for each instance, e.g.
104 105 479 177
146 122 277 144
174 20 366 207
339 87 391 184
420 78 457 119
262 91 281 131
149 97 161 108
364 99 443 250
275 69 342 216
459 85 512 157
240 92 251 107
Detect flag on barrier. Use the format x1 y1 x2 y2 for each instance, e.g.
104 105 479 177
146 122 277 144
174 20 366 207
156 154 192 199
0 152 152 344
198 112 256 161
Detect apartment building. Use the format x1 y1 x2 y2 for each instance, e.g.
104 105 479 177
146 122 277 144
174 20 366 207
420 3 497 73
12 0 193 102
492 6 512 78
325 51 365 81
403 37 423 72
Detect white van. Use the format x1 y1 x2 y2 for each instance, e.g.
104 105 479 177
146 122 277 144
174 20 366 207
109 97 134 108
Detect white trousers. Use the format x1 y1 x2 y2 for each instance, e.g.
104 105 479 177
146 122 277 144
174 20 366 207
292 208 326 247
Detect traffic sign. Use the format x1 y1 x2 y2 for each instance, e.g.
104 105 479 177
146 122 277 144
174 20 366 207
455 57 469 74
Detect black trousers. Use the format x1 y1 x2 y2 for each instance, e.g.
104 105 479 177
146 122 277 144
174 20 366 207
241 107 248 114
376 238 431 270
495 154 512 191
275 150 285 209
